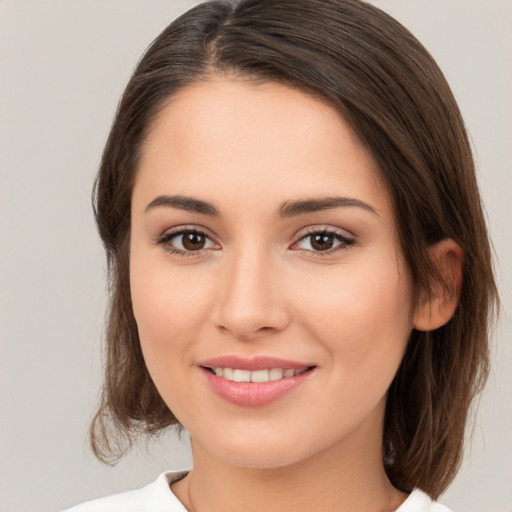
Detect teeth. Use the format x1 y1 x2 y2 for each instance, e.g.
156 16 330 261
210 367 309 383
269 368 283 380
223 368 234 381
250 369 269 382
233 369 251 382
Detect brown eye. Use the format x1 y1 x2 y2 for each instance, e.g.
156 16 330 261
294 230 355 254
310 233 335 251
157 229 218 254
182 232 206 250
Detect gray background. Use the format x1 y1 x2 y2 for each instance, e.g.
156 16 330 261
0 1 510 511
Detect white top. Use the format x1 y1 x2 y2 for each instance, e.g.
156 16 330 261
62 471 452 512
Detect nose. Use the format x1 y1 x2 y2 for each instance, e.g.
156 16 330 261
212 247 291 341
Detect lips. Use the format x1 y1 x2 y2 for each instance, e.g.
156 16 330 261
198 355 316 406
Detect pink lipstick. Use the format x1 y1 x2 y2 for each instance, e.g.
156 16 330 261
197 355 315 407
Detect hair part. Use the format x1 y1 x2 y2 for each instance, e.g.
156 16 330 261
90 0 498 498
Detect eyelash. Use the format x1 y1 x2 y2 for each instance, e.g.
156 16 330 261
292 228 356 256
155 227 356 258
155 228 218 258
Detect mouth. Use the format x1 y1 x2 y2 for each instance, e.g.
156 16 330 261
201 366 313 383
197 356 317 406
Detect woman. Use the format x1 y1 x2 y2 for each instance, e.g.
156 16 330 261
64 0 498 510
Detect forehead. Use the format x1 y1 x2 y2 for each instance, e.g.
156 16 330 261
135 78 390 217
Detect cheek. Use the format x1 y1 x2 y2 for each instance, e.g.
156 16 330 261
129 254 221 422
292 256 414 379
129 252 215 370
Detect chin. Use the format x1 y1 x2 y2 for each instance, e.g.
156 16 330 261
192 428 322 470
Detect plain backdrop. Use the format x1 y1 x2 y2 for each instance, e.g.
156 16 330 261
0 1 511 511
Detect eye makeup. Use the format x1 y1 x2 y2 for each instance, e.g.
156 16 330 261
153 225 356 258
154 227 220 258
292 227 356 256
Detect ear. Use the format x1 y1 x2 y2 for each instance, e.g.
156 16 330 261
413 239 464 332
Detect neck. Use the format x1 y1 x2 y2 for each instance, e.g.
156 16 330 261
172 413 407 512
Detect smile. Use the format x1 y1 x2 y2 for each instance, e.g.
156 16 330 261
206 367 310 383
199 360 315 406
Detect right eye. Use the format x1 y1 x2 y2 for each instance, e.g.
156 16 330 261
156 229 219 255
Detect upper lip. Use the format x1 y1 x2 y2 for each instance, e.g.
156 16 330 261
198 355 314 371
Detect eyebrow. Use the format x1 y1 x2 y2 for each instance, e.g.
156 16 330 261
277 197 378 217
144 194 378 217
145 195 221 216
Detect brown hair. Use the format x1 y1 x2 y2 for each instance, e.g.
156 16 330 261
90 0 498 498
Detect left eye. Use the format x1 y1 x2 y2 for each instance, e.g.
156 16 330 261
294 231 354 252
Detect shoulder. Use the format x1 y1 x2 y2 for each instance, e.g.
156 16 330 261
397 489 453 512
61 471 189 512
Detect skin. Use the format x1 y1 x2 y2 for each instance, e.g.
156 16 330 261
129 77 461 512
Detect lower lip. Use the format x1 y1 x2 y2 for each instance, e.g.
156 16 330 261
200 367 314 407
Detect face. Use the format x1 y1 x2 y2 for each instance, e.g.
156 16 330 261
130 78 416 469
